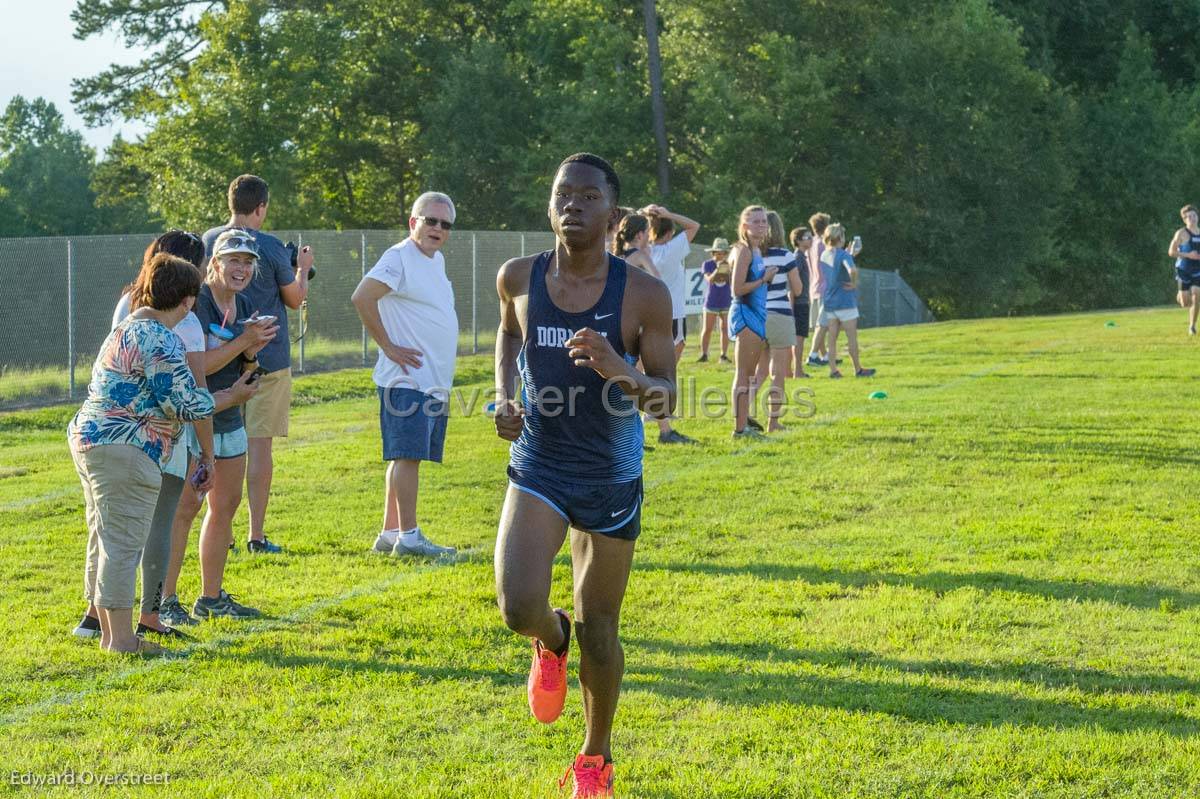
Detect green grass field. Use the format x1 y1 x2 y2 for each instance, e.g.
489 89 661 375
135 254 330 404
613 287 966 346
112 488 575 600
3 307 1200 797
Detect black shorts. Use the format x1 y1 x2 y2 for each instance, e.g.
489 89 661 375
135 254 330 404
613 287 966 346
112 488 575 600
1180 276 1200 292
792 301 810 336
672 317 687 345
507 466 642 541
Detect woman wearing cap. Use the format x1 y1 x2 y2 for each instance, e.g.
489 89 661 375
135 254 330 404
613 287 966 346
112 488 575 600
190 229 279 620
729 205 777 437
698 237 732 362
68 254 217 655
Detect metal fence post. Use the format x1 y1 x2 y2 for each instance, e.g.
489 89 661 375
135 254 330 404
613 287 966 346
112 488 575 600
361 232 368 366
297 232 305 373
67 238 76 400
874 270 882 328
472 233 479 355
520 233 526 257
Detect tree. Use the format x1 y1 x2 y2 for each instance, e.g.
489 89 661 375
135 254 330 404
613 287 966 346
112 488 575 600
0 97 99 236
642 0 670 196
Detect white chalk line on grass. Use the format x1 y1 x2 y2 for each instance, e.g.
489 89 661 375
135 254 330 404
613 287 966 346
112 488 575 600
7 333 1074 721
1 550 482 728
0 486 75 513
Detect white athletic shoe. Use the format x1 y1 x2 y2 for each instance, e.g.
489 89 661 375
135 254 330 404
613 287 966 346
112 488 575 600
373 531 398 553
392 529 456 558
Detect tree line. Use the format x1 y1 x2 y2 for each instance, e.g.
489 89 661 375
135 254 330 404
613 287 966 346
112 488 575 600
6 0 1200 318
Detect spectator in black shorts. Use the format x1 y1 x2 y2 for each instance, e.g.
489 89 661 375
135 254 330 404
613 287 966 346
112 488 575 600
789 226 813 378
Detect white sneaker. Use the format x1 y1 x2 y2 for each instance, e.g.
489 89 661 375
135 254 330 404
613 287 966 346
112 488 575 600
373 531 398 553
392 528 456 558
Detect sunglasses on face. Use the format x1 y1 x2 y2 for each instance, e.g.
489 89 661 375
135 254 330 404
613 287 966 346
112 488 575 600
419 216 454 231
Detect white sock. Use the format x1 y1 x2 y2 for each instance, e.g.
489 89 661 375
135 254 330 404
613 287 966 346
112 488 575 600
378 528 399 545
399 527 421 544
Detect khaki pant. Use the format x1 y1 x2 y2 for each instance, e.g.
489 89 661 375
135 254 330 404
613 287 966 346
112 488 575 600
72 444 161 610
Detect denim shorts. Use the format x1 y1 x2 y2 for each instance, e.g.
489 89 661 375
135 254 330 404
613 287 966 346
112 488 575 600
213 427 248 460
378 387 448 463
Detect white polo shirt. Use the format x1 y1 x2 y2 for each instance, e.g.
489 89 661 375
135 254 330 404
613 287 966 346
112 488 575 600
650 231 691 319
366 238 458 398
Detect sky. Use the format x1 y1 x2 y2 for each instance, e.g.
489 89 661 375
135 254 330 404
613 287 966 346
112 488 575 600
0 0 145 155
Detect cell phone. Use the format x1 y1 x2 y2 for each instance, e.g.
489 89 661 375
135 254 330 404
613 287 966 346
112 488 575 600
852 235 862 252
189 462 210 490
246 366 268 385
238 315 277 326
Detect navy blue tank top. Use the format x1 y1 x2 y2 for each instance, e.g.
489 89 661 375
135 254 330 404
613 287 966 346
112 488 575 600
1177 229 1200 276
509 251 643 484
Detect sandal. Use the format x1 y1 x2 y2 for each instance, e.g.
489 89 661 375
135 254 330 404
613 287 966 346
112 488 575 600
829 370 843 379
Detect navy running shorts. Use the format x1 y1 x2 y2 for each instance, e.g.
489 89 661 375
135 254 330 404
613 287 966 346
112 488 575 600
507 465 643 541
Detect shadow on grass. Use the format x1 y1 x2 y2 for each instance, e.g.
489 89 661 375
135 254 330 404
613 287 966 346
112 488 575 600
635 560 1200 611
627 637 1200 699
231 640 1200 738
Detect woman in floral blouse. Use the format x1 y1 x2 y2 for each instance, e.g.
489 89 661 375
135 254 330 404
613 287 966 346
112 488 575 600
68 253 216 655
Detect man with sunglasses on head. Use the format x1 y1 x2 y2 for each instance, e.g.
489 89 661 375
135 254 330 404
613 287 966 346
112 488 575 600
351 192 460 558
202 174 314 554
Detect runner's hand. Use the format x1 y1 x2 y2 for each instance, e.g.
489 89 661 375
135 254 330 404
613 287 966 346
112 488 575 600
494 399 524 441
567 327 628 380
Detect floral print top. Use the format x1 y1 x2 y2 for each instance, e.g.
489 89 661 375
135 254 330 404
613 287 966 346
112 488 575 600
67 317 215 469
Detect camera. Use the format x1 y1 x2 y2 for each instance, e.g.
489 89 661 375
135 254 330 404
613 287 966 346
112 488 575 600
285 241 317 280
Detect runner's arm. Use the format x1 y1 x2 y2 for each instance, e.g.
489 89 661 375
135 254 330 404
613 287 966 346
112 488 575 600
495 259 525 404
626 279 678 417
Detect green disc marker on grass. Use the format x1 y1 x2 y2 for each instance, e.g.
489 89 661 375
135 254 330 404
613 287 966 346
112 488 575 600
869 391 888 400
1105 321 1117 328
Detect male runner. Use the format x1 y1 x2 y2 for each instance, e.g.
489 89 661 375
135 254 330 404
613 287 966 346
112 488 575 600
1168 204 1200 335
493 153 677 798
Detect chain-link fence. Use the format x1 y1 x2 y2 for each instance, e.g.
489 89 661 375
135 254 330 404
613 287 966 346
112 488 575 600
0 231 930 410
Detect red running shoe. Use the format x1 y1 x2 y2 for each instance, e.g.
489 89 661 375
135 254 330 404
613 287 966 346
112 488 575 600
559 754 614 798
527 608 570 723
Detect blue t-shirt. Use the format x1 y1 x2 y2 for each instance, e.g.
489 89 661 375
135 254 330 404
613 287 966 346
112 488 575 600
820 248 858 311
194 285 252 434
202 225 295 372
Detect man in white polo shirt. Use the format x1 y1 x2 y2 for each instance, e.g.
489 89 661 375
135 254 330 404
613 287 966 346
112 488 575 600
641 203 700 444
351 192 460 558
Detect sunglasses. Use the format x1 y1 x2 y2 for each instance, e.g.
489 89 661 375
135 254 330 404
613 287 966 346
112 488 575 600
419 216 454 231
165 228 204 246
218 235 257 252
